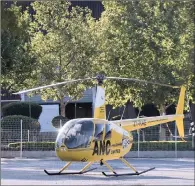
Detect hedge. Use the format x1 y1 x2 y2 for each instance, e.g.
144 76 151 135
1 115 41 130
131 141 193 151
1 145 17 151
2 102 42 119
8 142 55 151
52 115 69 128
6 141 193 151
1 115 41 143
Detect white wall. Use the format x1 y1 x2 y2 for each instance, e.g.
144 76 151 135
39 104 59 132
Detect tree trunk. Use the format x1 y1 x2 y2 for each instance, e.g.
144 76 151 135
159 105 166 141
190 102 195 122
60 98 65 117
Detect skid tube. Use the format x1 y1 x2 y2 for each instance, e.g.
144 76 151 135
44 167 97 176
102 167 155 177
44 161 97 176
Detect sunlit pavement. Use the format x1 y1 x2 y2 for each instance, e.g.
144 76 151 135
1 158 194 185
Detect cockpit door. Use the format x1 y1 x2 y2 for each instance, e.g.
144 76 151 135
58 119 94 149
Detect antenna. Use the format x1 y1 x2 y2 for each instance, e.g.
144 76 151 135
107 107 112 120
121 105 126 120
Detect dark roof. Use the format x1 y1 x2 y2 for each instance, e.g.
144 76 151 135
3 1 104 19
1 89 21 101
24 88 93 104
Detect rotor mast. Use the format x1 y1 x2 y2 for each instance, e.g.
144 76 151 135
93 74 106 119
96 74 106 86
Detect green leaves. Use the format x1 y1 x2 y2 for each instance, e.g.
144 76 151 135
97 0 194 109
28 0 96 115
2 0 194 114
1 2 36 92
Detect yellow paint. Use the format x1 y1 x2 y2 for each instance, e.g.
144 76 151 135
176 86 186 115
120 116 183 132
94 104 106 119
114 86 186 138
59 162 72 173
175 86 186 138
93 86 106 119
102 160 115 173
54 86 185 167
56 119 133 162
120 158 137 173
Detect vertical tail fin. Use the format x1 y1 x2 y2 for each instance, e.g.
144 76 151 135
93 86 106 119
175 86 186 138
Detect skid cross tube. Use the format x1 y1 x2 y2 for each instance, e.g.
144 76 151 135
59 162 72 173
120 158 138 173
102 160 117 174
102 158 155 177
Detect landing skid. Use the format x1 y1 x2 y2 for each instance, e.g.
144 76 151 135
102 167 155 177
44 167 97 176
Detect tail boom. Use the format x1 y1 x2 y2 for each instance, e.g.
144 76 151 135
112 114 184 132
112 86 186 138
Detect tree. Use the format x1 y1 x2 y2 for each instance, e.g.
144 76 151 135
95 0 194 140
96 0 194 111
2 102 42 119
1 2 37 92
28 0 97 116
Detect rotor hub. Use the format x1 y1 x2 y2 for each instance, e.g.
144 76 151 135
96 74 106 85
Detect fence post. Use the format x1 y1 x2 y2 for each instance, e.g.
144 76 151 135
190 122 195 149
137 129 140 158
60 119 62 128
75 103 77 118
28 130 30 142
175 123 177 158
20 119 23 158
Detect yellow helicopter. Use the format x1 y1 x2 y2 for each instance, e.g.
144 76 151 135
14 74 186 177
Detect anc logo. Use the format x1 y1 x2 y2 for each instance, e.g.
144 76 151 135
92 140 111 156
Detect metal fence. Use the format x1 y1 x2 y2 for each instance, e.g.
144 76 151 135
1 118 194 158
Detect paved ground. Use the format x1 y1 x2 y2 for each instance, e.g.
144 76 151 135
1 158 194 185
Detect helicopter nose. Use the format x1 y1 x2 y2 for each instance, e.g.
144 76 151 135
55 137 66 149
55 142 68 161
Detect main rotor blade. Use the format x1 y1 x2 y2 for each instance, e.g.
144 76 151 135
13 77 95 94
106 77 180 88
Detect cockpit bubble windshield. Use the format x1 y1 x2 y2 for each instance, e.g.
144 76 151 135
56 119 94 149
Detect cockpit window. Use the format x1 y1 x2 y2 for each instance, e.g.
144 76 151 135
94 124 104 141
105 124 112 139
56 119 94 149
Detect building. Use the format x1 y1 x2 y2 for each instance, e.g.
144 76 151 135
23 88 136 132
0 89 21 118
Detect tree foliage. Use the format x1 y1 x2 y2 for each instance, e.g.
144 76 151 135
2 102 42 119
96 0 194 111
1 115 41 130
1 0 194 118
51 115 69 128
28 0 97 116
1 2 37 92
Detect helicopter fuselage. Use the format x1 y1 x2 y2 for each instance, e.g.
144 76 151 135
55 118 133 162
